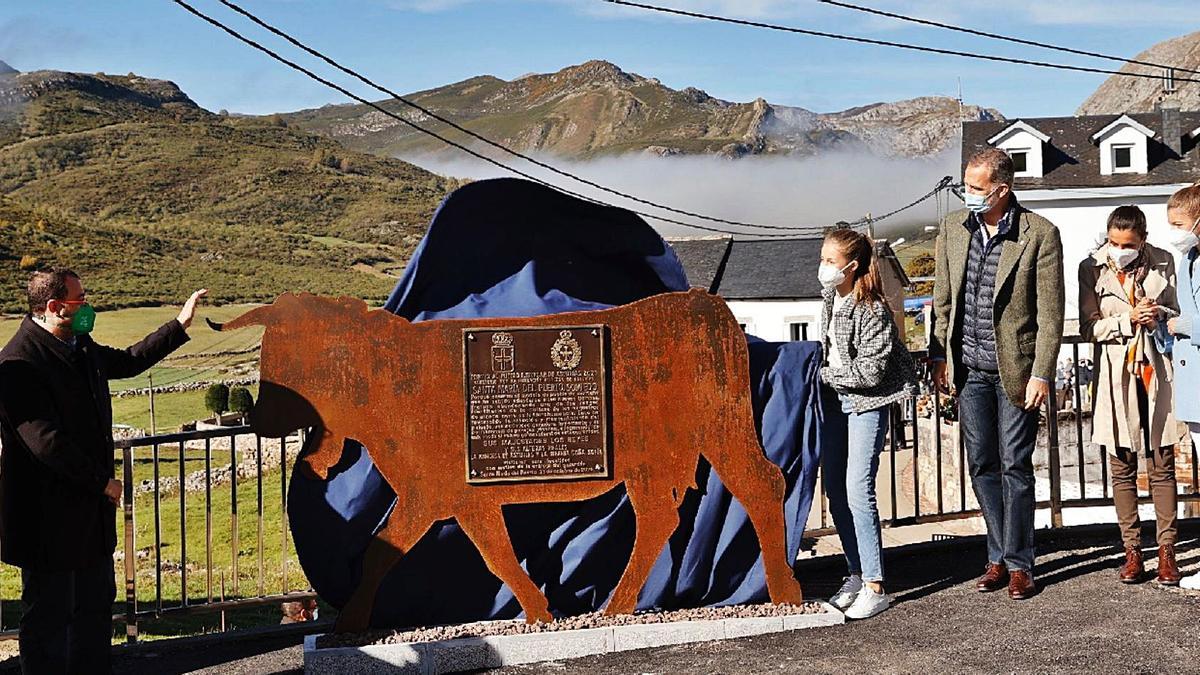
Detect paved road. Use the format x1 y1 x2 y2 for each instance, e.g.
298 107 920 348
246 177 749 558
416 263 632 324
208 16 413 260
6 525 1200 673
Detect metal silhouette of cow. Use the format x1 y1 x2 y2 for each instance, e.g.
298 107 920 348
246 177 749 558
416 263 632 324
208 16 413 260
212 289 802 632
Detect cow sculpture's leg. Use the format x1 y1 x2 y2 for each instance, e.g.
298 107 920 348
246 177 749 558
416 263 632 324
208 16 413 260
604 487 680 615
456 505 554 624
706 435 804 605
334 511 428 633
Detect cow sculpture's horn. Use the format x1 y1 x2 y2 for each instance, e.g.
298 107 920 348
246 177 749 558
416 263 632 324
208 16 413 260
205 318 224 332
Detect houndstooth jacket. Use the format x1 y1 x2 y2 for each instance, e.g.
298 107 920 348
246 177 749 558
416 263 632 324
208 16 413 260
819 287 918 413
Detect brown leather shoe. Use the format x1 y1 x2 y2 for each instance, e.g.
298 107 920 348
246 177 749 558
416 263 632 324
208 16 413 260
1008 569 1036 600
1157 544 1181 586
975 563 1009 592
1119 546 1145 584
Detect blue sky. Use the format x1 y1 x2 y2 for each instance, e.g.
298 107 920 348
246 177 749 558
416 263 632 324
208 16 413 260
2 1 1196 117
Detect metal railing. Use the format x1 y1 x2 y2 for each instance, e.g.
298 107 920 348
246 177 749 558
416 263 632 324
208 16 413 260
1 335 1194 645
1 425 316 643
807 336 1200 537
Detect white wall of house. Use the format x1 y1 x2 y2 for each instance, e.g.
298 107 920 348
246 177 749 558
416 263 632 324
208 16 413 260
1015 183 1193 331
725 299 824 342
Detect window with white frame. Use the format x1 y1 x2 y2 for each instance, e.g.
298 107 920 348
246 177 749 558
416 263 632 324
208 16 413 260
1112 144 1135 172
789 321 811 341
1008 148 1030 174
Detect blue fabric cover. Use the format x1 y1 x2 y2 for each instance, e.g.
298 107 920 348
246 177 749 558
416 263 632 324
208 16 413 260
286 178 825 627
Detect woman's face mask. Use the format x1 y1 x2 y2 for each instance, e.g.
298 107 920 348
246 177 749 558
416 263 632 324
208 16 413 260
1107 245 1140 270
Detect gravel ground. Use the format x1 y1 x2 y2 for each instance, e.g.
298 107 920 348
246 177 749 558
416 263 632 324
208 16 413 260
5 525 1198 674
320 602 824 649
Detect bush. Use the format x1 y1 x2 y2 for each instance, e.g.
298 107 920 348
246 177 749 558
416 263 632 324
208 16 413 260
18 254 38 270
229 386 254 417
204 383 230 416
905 252 935 296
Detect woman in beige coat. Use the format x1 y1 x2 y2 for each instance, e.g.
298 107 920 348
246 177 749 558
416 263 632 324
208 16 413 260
1079 205 1181 585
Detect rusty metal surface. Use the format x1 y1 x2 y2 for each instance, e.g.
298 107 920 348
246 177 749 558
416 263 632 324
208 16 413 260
216 288 803 632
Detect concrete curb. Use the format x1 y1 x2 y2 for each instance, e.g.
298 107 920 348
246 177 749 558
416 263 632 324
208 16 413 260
303 603 845 673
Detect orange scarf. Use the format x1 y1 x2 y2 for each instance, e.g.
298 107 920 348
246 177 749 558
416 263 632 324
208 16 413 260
1116 270 1153 390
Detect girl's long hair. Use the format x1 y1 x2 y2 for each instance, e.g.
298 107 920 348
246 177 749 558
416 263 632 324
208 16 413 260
825 228 889 308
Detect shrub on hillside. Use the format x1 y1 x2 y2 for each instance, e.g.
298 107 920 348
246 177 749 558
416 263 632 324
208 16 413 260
204 383 230 417
229 386 254 419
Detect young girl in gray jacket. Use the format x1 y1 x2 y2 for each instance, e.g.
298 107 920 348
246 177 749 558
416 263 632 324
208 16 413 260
818 228 918 619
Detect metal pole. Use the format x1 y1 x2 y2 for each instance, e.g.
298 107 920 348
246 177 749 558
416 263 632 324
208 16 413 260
148 373 157 436
205 438 213 604
1047 384 1064 529
179 441 188 607
123 446 138 644
231 433 239 597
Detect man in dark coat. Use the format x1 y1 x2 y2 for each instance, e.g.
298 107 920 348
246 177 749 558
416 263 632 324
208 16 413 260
0 268 205 673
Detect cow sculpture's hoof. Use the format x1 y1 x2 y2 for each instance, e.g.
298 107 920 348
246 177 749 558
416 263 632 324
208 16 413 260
523 608 554 624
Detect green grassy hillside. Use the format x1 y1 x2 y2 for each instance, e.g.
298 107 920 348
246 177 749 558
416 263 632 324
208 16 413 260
0 68 459 312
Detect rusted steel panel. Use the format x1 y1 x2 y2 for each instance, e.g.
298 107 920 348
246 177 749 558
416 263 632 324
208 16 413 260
214 288 802 632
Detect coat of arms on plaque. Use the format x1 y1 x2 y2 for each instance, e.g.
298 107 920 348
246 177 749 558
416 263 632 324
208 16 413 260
550 330 582 370
491 332 515 372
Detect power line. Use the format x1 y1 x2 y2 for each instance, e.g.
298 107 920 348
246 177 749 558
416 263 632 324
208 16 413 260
170 0 837 238
198 0 845 235
172 0 949 238
817 0 1200 77
601 0 1200 85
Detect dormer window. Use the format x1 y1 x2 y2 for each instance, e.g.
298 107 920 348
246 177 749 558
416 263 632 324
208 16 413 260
1091 114 1154 176
1112 144 1134 172
987 121 1049 178
1009 149 1029 173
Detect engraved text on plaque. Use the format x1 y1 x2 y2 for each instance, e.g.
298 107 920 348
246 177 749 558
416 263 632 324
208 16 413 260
463 325 609 483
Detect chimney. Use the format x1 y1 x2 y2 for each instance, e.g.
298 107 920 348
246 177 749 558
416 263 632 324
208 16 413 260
1161 98 1183 157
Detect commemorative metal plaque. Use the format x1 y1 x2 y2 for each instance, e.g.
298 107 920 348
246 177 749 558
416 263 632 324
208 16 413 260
463 325 610 483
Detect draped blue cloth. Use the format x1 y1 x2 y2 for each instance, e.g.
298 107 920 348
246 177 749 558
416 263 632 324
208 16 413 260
287 178 825 627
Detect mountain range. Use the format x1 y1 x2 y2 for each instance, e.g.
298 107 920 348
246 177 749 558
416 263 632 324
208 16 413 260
282 60 1003 160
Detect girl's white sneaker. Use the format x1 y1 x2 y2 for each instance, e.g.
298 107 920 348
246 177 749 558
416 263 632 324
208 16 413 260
844 585 891 620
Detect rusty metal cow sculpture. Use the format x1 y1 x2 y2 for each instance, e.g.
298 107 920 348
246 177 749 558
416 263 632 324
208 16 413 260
213 289 803 632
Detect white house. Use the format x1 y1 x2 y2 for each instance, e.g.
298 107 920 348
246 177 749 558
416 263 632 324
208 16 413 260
963 103 1200 332
666 235 910 343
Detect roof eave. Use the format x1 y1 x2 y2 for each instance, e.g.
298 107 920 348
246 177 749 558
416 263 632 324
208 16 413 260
1090 114 1155 143
987 120 1050 145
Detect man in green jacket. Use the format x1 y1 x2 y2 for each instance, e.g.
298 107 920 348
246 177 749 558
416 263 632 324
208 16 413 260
930 148 1064 600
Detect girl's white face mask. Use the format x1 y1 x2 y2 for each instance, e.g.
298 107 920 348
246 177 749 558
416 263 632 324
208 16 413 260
1165 216 1200 254
818 261 855 289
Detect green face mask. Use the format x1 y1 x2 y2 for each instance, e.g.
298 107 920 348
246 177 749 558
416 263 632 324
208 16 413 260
69 304 96 335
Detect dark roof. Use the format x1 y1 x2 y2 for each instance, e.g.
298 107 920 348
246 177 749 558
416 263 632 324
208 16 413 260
668 235 909 300
962 109 1200 189
718 239 825 299
666 236 731 293
717 238 827 300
